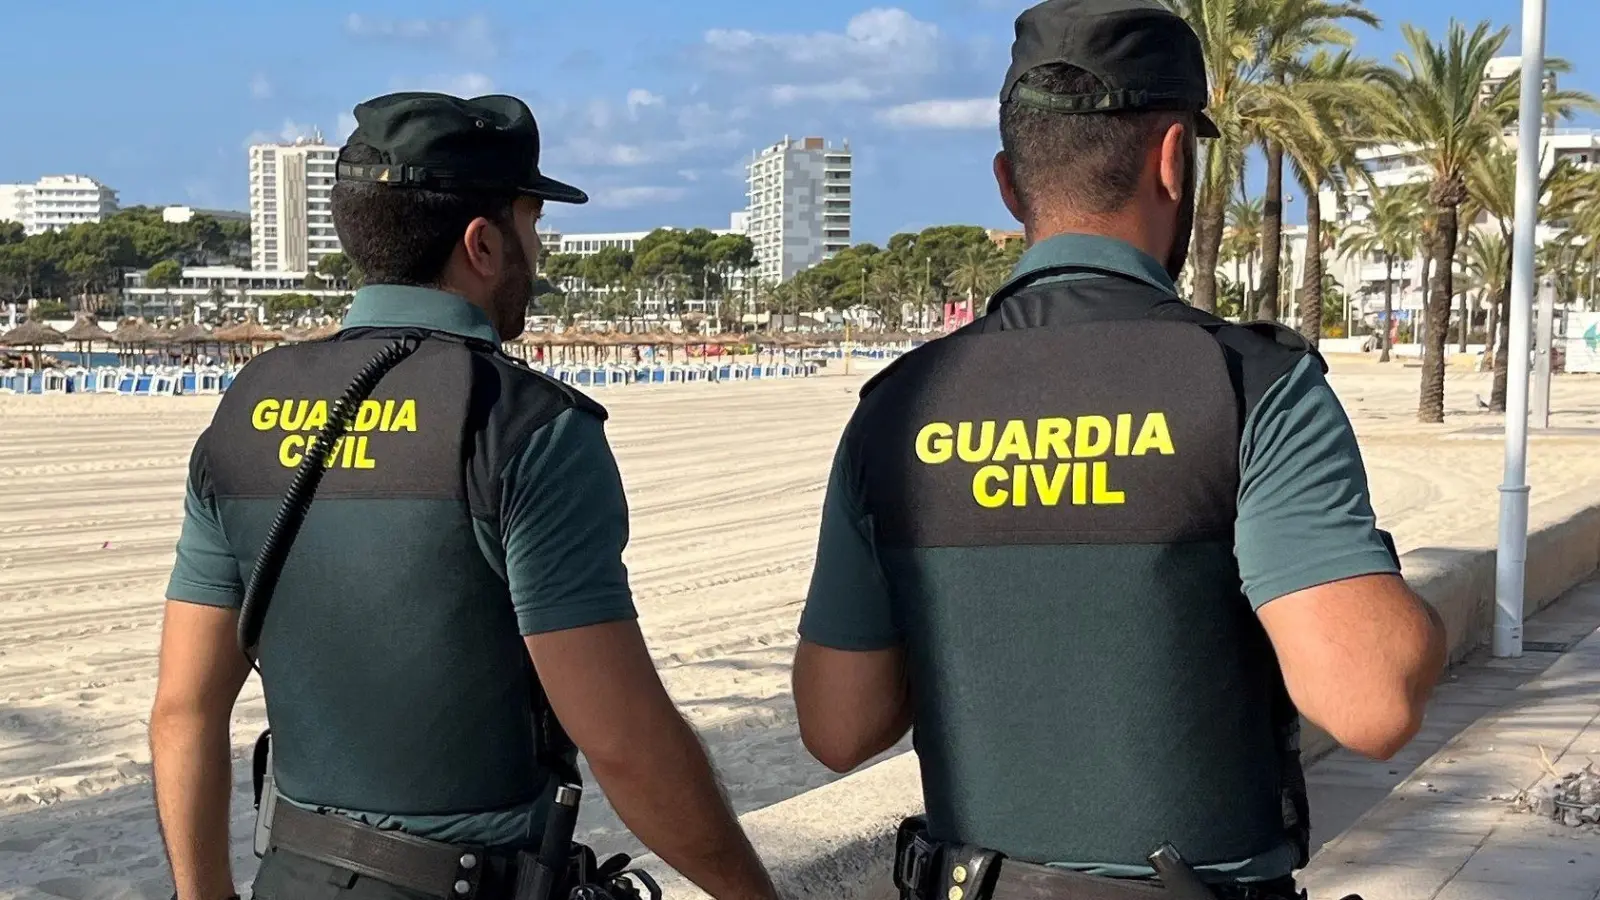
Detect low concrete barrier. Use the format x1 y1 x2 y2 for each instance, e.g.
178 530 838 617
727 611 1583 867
637 497 1600 899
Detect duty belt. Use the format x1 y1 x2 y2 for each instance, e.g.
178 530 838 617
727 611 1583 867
269 803 492 898
893 818 1321 900
267 804 657 900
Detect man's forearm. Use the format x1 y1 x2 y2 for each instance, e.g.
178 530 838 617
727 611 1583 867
590 715 776 900
150 711 237 900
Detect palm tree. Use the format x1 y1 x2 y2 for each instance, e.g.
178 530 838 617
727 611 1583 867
1166 0 1329 313
1460 229 1511 404
946 244 1005 318
1462 141 1583 410
868 265 914 331
791 279 830 329
1366 20 1591 423
1339 185 1419 362
1287 48 1384 345
1223 195 1263 313
1252 0 1379 322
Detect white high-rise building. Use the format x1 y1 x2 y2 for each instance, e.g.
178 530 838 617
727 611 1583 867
250 134 341 272
744 136 852 284
1318 55 1599 320
0 175 119 235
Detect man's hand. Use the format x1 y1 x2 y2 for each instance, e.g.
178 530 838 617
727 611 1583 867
1258 573 1447 759
792 642 911 773
150 601 252 900
526 621 779 900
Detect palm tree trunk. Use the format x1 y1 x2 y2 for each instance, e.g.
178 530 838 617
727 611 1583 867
1246 254 1255 319
1418 202 1458 424
1381 256 1394 363
1257 142 1285 321
1491 281 1504 413
1191 179 1227 313
1413 250 1431 350
1483 291 1498 370
1297 189 1324 347
1492 261 1513 412
1457 288 1470 353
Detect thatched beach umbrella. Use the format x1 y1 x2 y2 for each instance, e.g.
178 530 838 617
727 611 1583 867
109 320 161 366
285 322 338 343
164 322 216 371
215 320 285 343
0 321 63 369
215 320 286 365
60 315 108 364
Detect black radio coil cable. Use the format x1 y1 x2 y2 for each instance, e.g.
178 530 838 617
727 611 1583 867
237 336 422 665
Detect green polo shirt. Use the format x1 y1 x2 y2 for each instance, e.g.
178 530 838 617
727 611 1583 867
799 234 1399 881
166 285 636 846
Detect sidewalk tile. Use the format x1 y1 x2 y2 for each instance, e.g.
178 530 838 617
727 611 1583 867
1453 835 1600 887
1434 879 1597 900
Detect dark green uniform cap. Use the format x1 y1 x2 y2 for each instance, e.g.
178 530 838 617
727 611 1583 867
1002 0 1221 139
337 92 588 204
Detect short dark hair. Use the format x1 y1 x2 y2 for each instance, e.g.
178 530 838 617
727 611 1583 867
999 64 1180 216
330 142 518 286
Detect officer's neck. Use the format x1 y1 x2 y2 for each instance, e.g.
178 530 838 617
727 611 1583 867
1027 210 1169 263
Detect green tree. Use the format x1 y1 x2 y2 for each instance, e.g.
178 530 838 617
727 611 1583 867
1253 0 1380 322
1222 194 1264 313
1367 20 1592 422
1338 184 1420 362
945 243 1005 315
1462 142 1582 410
1286 48 1384 345
316 251 360 288
1168 0 1328 312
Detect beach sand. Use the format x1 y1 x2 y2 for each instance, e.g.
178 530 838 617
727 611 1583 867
1 358 1598 900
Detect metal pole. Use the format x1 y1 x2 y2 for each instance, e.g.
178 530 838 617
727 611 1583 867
1532 275 1555 428
1494 0 1548 659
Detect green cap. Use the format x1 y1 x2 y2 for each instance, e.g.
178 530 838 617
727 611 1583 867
1001 0 1220 139
337 92 588 204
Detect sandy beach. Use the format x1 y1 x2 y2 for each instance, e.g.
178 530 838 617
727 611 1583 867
2 358 1598 900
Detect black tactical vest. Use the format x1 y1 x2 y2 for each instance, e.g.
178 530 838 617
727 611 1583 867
851 267 1317 871
195 326 605 816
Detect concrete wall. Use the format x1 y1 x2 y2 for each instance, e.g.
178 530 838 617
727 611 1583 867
633 497 1600 900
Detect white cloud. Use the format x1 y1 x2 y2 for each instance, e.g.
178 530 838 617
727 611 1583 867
544 96 747 171
703 8 939 80
591 186 690 209
344 13 498 59
249 73 273 100
878 98 997 129
767 79 877 106
243 119 323 147
584 99 615 131
626 89 665 116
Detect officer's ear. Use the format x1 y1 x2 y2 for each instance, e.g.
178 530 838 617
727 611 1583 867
461 215 507 279
1157 120 1188 205
994 151 1026 225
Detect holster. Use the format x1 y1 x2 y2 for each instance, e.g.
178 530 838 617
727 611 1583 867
509 844 661 900
895 817 1001 900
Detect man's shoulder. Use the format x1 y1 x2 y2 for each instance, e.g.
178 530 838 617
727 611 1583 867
1145 305 1327 422
479 349 609 424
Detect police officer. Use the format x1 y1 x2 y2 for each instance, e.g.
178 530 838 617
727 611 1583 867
790 2 1449 898
149 92 779 900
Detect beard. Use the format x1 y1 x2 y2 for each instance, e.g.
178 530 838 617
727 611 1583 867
490 232 534 340
1165 138 1198 283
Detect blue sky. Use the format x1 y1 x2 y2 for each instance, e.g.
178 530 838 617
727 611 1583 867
2 0 1597 244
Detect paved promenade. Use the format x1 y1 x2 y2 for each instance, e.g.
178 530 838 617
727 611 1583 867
1299 575 1600 900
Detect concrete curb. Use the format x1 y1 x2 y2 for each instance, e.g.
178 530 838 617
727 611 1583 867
635 499 1600 900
